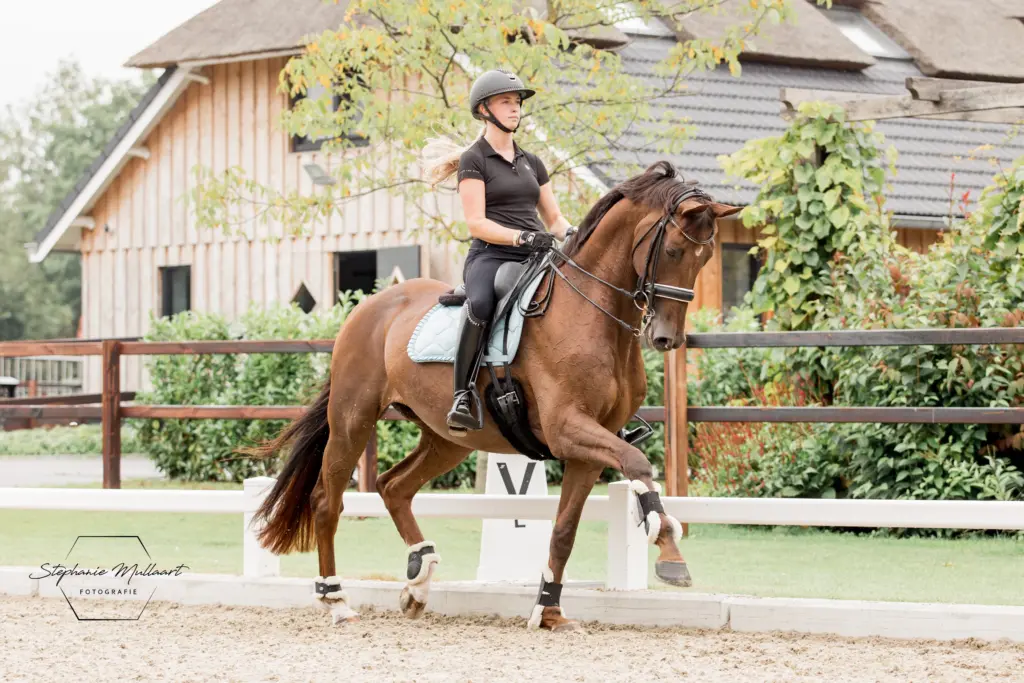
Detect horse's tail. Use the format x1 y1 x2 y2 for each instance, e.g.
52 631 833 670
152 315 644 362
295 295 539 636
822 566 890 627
241 378 332 555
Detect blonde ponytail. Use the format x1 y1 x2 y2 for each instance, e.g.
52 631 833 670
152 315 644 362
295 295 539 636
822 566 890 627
422 125 486 187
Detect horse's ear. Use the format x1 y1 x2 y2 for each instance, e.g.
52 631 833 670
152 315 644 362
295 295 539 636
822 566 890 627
711 202 742 219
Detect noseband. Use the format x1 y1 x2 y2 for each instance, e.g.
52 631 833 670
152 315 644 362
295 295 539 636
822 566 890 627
535 184 716 337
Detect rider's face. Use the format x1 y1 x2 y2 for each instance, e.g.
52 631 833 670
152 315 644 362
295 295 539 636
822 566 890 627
481 93 522 129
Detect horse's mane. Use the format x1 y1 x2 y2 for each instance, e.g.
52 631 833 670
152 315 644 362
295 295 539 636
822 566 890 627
564 161 715 257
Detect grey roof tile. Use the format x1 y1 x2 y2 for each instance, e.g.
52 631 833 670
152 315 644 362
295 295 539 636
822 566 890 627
593 36 1024 219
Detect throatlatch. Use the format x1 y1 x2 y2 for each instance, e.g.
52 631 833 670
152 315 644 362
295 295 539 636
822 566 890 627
527 566 566 629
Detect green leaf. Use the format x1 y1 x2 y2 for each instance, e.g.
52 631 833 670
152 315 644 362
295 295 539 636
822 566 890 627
823 187 842 210
829 205 851 228
783 276 801 295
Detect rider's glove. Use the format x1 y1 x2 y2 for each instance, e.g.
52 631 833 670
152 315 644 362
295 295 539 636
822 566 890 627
518 230 556 251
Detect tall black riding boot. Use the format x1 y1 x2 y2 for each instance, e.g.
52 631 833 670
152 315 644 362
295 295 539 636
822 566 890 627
446 306 488 435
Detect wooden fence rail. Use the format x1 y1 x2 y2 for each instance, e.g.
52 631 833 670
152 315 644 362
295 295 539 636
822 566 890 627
1 326 1022 492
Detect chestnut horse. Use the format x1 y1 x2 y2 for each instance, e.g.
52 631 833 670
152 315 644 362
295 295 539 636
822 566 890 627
246 161 740 631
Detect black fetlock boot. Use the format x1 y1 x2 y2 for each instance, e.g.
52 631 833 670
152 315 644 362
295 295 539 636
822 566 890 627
446 305 488 435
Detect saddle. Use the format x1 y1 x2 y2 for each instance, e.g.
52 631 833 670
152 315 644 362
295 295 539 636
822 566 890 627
446 253 556 460
420 252 654 461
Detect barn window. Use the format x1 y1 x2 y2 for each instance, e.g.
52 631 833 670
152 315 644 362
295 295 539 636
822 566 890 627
160 266 191 318
721 245 759 321
333 246 420 301
292 282 317 314
289 76 369 153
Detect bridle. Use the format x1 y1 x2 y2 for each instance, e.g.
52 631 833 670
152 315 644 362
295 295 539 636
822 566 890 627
527 184 716 337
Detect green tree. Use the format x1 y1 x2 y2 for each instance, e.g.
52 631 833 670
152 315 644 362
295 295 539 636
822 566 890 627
189 0 830 243
0 59 155 340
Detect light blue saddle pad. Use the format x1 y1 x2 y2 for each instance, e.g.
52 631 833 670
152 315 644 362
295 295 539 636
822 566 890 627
407 271 546 365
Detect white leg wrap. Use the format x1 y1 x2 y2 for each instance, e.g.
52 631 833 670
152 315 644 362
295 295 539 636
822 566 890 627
629 479 651 495
313 576 359 624
527 604 545 629
407 540 441 586
629 480 665 545
645 511 662 544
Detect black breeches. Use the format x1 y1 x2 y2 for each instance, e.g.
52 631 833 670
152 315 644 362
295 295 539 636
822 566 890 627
463 250 528 322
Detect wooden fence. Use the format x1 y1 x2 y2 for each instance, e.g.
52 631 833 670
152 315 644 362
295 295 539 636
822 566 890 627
0 355 84 402
1 327 1023 493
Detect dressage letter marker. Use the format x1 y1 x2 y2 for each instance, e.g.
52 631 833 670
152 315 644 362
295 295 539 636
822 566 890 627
497 460 535 527
476 453 555 582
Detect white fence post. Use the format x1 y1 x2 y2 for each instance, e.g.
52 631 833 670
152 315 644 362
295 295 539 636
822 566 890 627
606 480 648 590
243 477 280 578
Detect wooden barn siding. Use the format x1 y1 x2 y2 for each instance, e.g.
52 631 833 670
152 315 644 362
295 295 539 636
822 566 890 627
79 58 466 392
76 57 944 392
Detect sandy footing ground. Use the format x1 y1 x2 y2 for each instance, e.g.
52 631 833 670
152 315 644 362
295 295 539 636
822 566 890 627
2 594 1021 682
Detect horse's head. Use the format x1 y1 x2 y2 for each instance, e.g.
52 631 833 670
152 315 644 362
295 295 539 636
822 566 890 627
566 162 741 350
630 178 741 352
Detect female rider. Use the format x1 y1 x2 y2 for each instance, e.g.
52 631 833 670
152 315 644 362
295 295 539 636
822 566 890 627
425 69 576 435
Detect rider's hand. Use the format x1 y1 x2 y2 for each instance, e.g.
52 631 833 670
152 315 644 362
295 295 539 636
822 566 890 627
519 230 556 251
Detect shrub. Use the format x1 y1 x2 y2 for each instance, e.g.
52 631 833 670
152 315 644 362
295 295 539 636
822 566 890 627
692 106 1024 507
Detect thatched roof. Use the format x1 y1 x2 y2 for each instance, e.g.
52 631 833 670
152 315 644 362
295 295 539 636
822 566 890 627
674 0 875 70
124 0 358 68
862 0 1024 81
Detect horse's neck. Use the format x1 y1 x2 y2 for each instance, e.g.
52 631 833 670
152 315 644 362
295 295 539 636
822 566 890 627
558 202 645 344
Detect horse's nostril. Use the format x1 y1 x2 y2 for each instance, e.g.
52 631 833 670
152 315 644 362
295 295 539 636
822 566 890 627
654 337 672 350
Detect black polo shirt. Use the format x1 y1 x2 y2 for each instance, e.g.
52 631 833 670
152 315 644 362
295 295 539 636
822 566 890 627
457 137 550 256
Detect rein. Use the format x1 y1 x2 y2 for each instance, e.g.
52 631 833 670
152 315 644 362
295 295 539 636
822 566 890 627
524 185 716 337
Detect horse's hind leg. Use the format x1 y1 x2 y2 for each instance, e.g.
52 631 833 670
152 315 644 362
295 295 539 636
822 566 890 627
375 424 473 619
312 384 383 624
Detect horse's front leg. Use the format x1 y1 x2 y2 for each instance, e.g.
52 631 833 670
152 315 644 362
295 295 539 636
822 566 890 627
547 411 689 593
528 459 602 632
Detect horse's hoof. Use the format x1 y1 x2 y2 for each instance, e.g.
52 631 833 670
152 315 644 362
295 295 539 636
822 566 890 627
318 598 361 625
400 585 427 619
550 620 585 633
333 613 361 625
532 605 583 633
655 560 693 587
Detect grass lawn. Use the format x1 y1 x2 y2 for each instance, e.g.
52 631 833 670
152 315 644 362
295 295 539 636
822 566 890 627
2 478 1021 606
0 424 141 456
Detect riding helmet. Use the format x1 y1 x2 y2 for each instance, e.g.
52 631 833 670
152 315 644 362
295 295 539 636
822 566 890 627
469 69 536 120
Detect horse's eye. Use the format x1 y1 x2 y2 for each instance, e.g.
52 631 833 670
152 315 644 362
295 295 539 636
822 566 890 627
666 247 682 259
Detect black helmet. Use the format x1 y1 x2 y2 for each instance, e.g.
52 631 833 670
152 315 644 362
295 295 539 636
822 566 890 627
469 69 535 133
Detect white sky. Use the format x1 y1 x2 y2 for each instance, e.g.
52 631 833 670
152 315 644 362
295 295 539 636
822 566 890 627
0 0 220 110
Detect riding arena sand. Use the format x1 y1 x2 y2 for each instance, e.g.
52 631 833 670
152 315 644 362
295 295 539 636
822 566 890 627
2 595 1022 682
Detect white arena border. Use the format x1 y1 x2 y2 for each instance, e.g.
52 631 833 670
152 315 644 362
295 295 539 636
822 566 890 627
2 568 1023 643
3 479 1023 642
